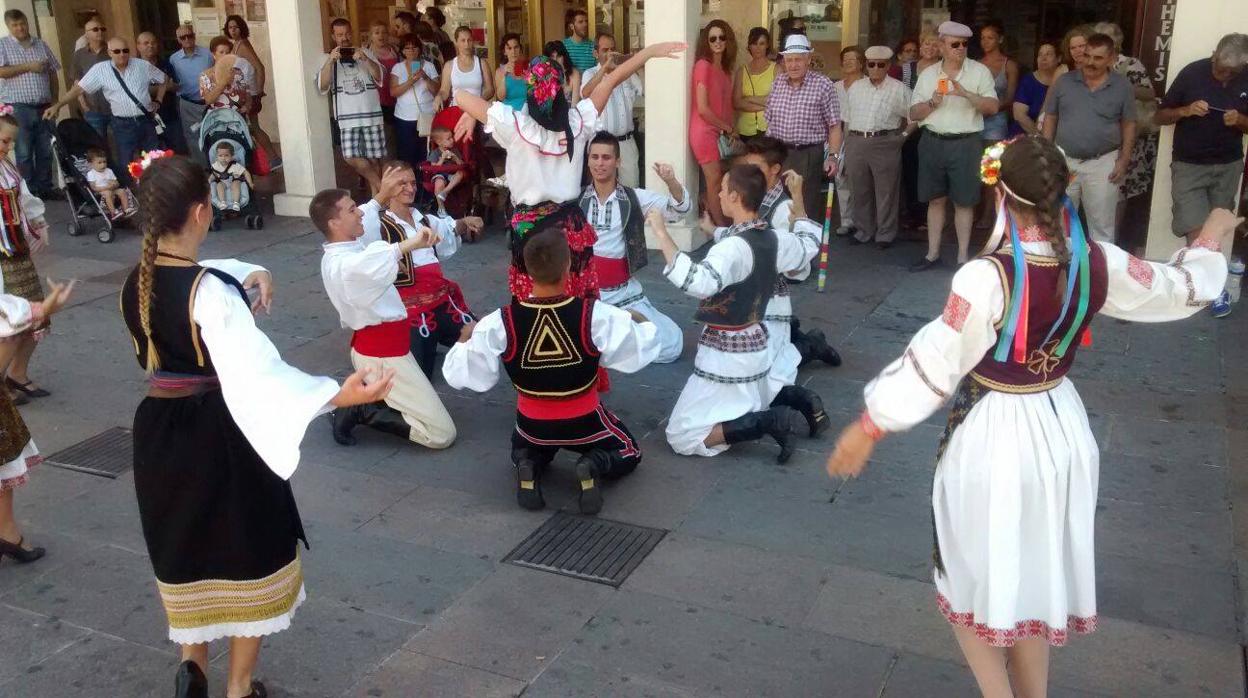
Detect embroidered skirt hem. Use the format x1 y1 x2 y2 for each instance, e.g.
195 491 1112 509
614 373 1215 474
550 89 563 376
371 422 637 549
166 583 306 644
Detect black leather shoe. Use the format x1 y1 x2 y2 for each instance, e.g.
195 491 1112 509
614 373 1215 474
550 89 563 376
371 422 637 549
722 407 802 463
574 452 605 515
515 459 545 511
330 406 360 446
173 660 208 698
771 385 830 438
0 536 44 563
363 405 412 440
909 256 938 272
243 680 267 698
803 329 843 368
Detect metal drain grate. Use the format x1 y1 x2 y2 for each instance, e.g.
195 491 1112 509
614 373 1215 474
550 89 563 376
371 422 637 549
503 512 666 587
45 427 133 478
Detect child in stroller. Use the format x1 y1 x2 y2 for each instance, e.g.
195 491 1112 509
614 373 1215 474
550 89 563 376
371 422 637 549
50 118 137 242
209 142 254 213
84 148 132 221
427 125 466 216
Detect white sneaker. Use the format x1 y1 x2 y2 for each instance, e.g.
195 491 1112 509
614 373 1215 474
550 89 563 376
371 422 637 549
231 202 241 212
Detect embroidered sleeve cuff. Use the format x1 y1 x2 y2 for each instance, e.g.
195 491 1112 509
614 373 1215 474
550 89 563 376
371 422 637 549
664 251 692 286
860 410 886 441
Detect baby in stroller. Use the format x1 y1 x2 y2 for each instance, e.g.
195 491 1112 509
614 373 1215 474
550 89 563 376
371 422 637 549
85 148 132 220
427 125 466 216
210 142 253 212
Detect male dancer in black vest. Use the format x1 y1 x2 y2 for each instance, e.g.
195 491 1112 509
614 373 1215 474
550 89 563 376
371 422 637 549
443 229 660 514
580 132 690 362
652 165 806 461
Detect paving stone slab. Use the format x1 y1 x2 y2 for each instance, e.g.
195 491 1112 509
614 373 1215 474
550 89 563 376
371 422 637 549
545 589 894 697
346 651 525 697
0 632 176 698
593 440 722 530
1098 452 1227 513
361 484 557 561
0 604 92 685
879 653 980 697
254 597 419 697
1103 415 1227 465
1 542 168 649
1095 497 1233 572
290 462 419 530
301 520 494 626
623 533 830 628
405 564 614 681
19 471 148 554
524 658 699 697
1073 377 1228 426
1096 552 1238 641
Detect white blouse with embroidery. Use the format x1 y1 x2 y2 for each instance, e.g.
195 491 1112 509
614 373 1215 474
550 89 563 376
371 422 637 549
485 98 604 206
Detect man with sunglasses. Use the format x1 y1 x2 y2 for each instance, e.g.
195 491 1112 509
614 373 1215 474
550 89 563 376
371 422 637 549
169 23 214 165
69 14 111 139
843 45 913 249
47 37 167 169
908 21 998 272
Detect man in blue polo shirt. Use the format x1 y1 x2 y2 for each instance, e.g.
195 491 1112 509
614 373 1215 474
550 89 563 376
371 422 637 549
168 24 213 165
1157 33 1248 317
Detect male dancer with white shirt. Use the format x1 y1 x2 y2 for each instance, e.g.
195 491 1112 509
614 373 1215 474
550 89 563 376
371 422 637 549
359 162 484 378
580 132 689 362
311 185 456 449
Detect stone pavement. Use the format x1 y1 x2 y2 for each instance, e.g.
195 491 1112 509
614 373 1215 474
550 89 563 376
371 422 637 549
0 201 1244 697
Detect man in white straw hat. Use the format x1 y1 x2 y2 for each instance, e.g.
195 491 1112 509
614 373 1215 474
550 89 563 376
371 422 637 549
908 21 998 272
843 45 913 248
765 33 844 214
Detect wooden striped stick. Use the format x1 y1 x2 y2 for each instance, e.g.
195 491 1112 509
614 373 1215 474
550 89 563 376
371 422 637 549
817 181 835 293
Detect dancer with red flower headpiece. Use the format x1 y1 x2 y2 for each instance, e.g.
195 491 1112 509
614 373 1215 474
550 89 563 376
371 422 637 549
826 135 1237 697
449 41 685 300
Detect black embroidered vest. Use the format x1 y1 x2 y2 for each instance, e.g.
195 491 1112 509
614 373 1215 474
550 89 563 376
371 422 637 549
580 184 648 275
969 245 1108 393
376 213 417 288
121 264 249 375
694 222 778 328
501 296 601 400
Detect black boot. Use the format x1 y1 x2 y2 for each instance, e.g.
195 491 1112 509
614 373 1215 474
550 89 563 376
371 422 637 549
173 660 208 698
515 457 545 511
331 406 363 446
363 405 412 441
722 407 802 463
574 451 608 515
803 329 843 369
771 385 830 438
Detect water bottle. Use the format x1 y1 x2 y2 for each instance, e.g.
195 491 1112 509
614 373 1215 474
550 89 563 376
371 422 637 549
1228 258 1245 303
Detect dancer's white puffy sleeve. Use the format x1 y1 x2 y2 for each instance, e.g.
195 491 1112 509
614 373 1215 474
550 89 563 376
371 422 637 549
636 184 692 220
864 259 1005 433
664 237 754 299
427 213 462 258
337 242 403 308
357 199 385 244
199 258 267 284
193 274 340 480
442 309 505 392
1097 241 1228 322
18 178 44 223
780 217 821 278
590 301 661 374
0 294 34 336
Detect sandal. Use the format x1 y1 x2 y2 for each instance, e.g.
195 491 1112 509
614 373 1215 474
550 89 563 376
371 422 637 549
6 377 49 398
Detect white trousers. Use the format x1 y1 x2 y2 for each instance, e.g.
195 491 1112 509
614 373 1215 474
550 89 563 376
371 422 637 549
350 348 456 449
601 278 683 363
1064 150 1120 244
618 137 640 189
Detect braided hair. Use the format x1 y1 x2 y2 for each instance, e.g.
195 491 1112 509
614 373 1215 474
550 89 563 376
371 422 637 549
134 155 209 373
998 135 1072 291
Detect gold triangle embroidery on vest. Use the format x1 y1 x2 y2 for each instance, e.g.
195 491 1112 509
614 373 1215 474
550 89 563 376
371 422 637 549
521 308 582 369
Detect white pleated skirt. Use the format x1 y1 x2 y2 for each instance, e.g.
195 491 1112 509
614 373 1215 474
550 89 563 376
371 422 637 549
666 324 771 457
933 378 1099 647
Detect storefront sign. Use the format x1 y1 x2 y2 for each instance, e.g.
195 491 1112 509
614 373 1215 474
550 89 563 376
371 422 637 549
1136 0 1180 94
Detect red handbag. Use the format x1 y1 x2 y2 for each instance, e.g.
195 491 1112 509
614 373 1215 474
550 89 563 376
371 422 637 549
251 145 271 177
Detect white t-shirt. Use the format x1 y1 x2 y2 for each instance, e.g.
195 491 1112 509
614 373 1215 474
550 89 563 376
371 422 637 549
86 167 117 188
390 60 439 122
485 98 604 206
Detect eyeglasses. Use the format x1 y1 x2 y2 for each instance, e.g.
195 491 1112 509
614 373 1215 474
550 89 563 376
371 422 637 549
177 33 195 40
708 35 727 44
949 40 968 49
110 48 129 55
88 26 106 32
866 61 888 68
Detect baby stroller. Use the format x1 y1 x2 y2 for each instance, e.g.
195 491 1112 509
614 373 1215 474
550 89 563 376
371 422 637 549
198 108 264 230
50 118 137 243
419 107 478 218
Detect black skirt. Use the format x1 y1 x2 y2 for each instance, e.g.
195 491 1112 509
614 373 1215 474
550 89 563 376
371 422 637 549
132 388 307 643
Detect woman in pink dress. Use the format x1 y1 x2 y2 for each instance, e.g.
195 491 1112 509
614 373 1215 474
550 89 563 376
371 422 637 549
690 20 736 226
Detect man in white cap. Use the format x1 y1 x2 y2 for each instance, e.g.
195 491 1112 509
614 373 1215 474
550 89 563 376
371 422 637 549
765 33 844 213
907 20 998 272
843 45 913 248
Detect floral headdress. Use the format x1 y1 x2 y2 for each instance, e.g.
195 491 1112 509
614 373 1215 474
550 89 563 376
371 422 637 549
525 56 564 117
980 137 1092 366
128 149 175 181
0 104 13 117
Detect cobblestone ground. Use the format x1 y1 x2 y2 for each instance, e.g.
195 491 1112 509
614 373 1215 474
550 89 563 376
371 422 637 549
0 200 1243 697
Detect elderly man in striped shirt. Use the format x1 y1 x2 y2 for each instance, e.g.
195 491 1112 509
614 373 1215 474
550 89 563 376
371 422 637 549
843 45 913 248
764 34 844 218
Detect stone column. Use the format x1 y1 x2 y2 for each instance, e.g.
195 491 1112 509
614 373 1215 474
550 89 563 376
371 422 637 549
641 0 704 252
268 0 336 218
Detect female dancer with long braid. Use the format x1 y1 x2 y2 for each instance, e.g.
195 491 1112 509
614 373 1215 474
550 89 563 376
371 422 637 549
120 156 394 698
827 135 1237 697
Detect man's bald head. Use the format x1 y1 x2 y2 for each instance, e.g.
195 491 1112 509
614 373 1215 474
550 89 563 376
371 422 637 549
136 32 158 60
107 37 131 67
